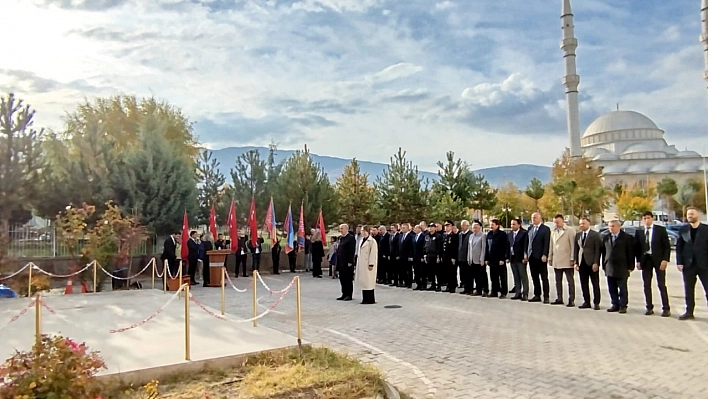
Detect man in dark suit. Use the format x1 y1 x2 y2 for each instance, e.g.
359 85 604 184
388 224 400 286
214 233 225 250
424 223 443 291
601 220 635 313
160 232 180 278
398 223 415 288
507 218 529 300
457 220 473 295
676 207 708 320
442 220 459 293
377 225 390 284
336 224 356 301
527 212 551 303
485 219 509 298
635 211 672 317
412 224 427 290
187 231 200 285
248 236 264 273
574 217 602 310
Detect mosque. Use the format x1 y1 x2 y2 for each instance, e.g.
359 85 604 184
560 0 706 190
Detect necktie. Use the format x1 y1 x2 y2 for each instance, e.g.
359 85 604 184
646 228 651 253
582 232 586 246
612 235 617 246
528 226 536 256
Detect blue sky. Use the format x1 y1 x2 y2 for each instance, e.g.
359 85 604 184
1 0 706 170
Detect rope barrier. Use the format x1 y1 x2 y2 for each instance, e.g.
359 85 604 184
0 263 32 281
96 259 154 280
0 299 36 333
190 285 292 324
224 270 248 293
257 273 297 294
34 261 94 279
108 284 186 334
154 262 165 278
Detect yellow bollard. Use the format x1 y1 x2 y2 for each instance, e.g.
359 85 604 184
28 264 32 298
35 293 41 348
93 261 98 293
221 267 226 316
151 259 155 290
252 270 258 327
296 276 302 352
163 260 167 294
184 283 190 361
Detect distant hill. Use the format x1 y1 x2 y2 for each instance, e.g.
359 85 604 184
209 146 551 188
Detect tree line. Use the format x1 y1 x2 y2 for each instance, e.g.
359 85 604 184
1 92 705 267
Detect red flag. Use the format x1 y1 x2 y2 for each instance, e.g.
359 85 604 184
209 205 217 241
180 210 189 261
227 200 237 251
249 197 258 247
297 202 305 251
264 197 275 245
316 209 326 243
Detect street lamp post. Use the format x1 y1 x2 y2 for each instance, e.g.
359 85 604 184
502 203 511 228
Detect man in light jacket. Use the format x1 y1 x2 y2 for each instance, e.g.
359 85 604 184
549 214 576 307
467 221 487 297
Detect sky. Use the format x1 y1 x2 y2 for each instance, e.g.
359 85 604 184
1 0 706 171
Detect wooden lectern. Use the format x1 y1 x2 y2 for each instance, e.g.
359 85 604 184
207 250 232 287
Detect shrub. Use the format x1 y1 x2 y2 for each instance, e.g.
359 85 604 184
0 335 106 399
11 273 52 297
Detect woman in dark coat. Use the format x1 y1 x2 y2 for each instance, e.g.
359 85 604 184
288 240 298 272
272 240 282 275
311 230 325 278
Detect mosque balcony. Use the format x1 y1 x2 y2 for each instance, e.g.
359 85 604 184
560 38 578 50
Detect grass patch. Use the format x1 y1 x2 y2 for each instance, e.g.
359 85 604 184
109 346 386 399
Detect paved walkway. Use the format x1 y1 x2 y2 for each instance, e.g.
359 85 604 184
189 259 708 399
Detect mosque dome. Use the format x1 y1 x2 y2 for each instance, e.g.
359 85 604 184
601 164 626 175
583 111 661 139
676 150 701 158
621 143 656 155
650 163 673 174
593 153 618 161
676 163 699 173
626 164 650 174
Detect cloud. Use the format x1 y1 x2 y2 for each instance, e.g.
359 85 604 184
2 0 705 171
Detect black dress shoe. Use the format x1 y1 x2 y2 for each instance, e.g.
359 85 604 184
460 291 469 295
645 309 655 316
435 287 441 292
426 286 436 291
566 302 575 307
499 295 506 299
488 293 498 298
607 306 619 312
521 295 528 301
593 304 601 310
528 296 541 302
678 313 695 320
661 310 671 317
619 307 627 314
510 295 522 300
551 299 564 305
343 297 352 301
578 303 591 309
543 298 550 304
336 296 345 300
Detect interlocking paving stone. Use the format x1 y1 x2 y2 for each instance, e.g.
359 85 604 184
189 259 708 399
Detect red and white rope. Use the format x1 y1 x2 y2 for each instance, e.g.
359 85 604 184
35 261 94 278
97 259 154 280
108 284 186 334
0 300 35 333
189 285 292 324
154 261 166 278
257 273 297 294
224 270 248 293
0 263 32 281
39 298 57 315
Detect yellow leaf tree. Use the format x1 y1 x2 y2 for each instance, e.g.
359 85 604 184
549 149 608 223
615 191 653 221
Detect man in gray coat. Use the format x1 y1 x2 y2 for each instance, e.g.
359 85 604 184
574 217 602 310
467 221 487 296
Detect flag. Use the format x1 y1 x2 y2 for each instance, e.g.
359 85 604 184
284 204 295 253
316 209 326 243
264 197 277 245
209 205 217 241
248 197 258 247
227 200 237 252
180 210 189 261
297 202 305 251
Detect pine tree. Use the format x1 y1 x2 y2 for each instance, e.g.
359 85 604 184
197 150 226 224
336 159 378 226
275 145 337 228
432 151 474 206
524 177 545 212
109 116 199 235
0 93 45 268
468 173 497 223
429 192 469 223
374 148 426 223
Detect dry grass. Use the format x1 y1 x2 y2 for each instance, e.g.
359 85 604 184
110 346 386 399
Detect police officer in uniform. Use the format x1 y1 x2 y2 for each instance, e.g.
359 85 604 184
424 222 443 291
442 220 459 293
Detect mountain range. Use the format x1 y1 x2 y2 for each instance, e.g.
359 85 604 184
209 146 552 188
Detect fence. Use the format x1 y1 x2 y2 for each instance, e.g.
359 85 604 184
5 223 280 259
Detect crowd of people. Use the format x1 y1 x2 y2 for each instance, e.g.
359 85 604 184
329 207 708 320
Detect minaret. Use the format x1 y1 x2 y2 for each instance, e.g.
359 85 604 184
702 0 708 92
560 0 582 157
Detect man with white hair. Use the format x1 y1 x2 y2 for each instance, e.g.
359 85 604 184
336 224 357 301
601 219 635 313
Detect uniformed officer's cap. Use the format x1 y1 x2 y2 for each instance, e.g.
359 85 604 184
444 220 454 226
428 222 437 227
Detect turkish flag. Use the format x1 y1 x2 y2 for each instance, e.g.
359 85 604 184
227 200 237 252
180 210 189 261
249 197 258 247
209 205 217 241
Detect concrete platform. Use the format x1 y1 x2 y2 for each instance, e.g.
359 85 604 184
0 289 299 384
